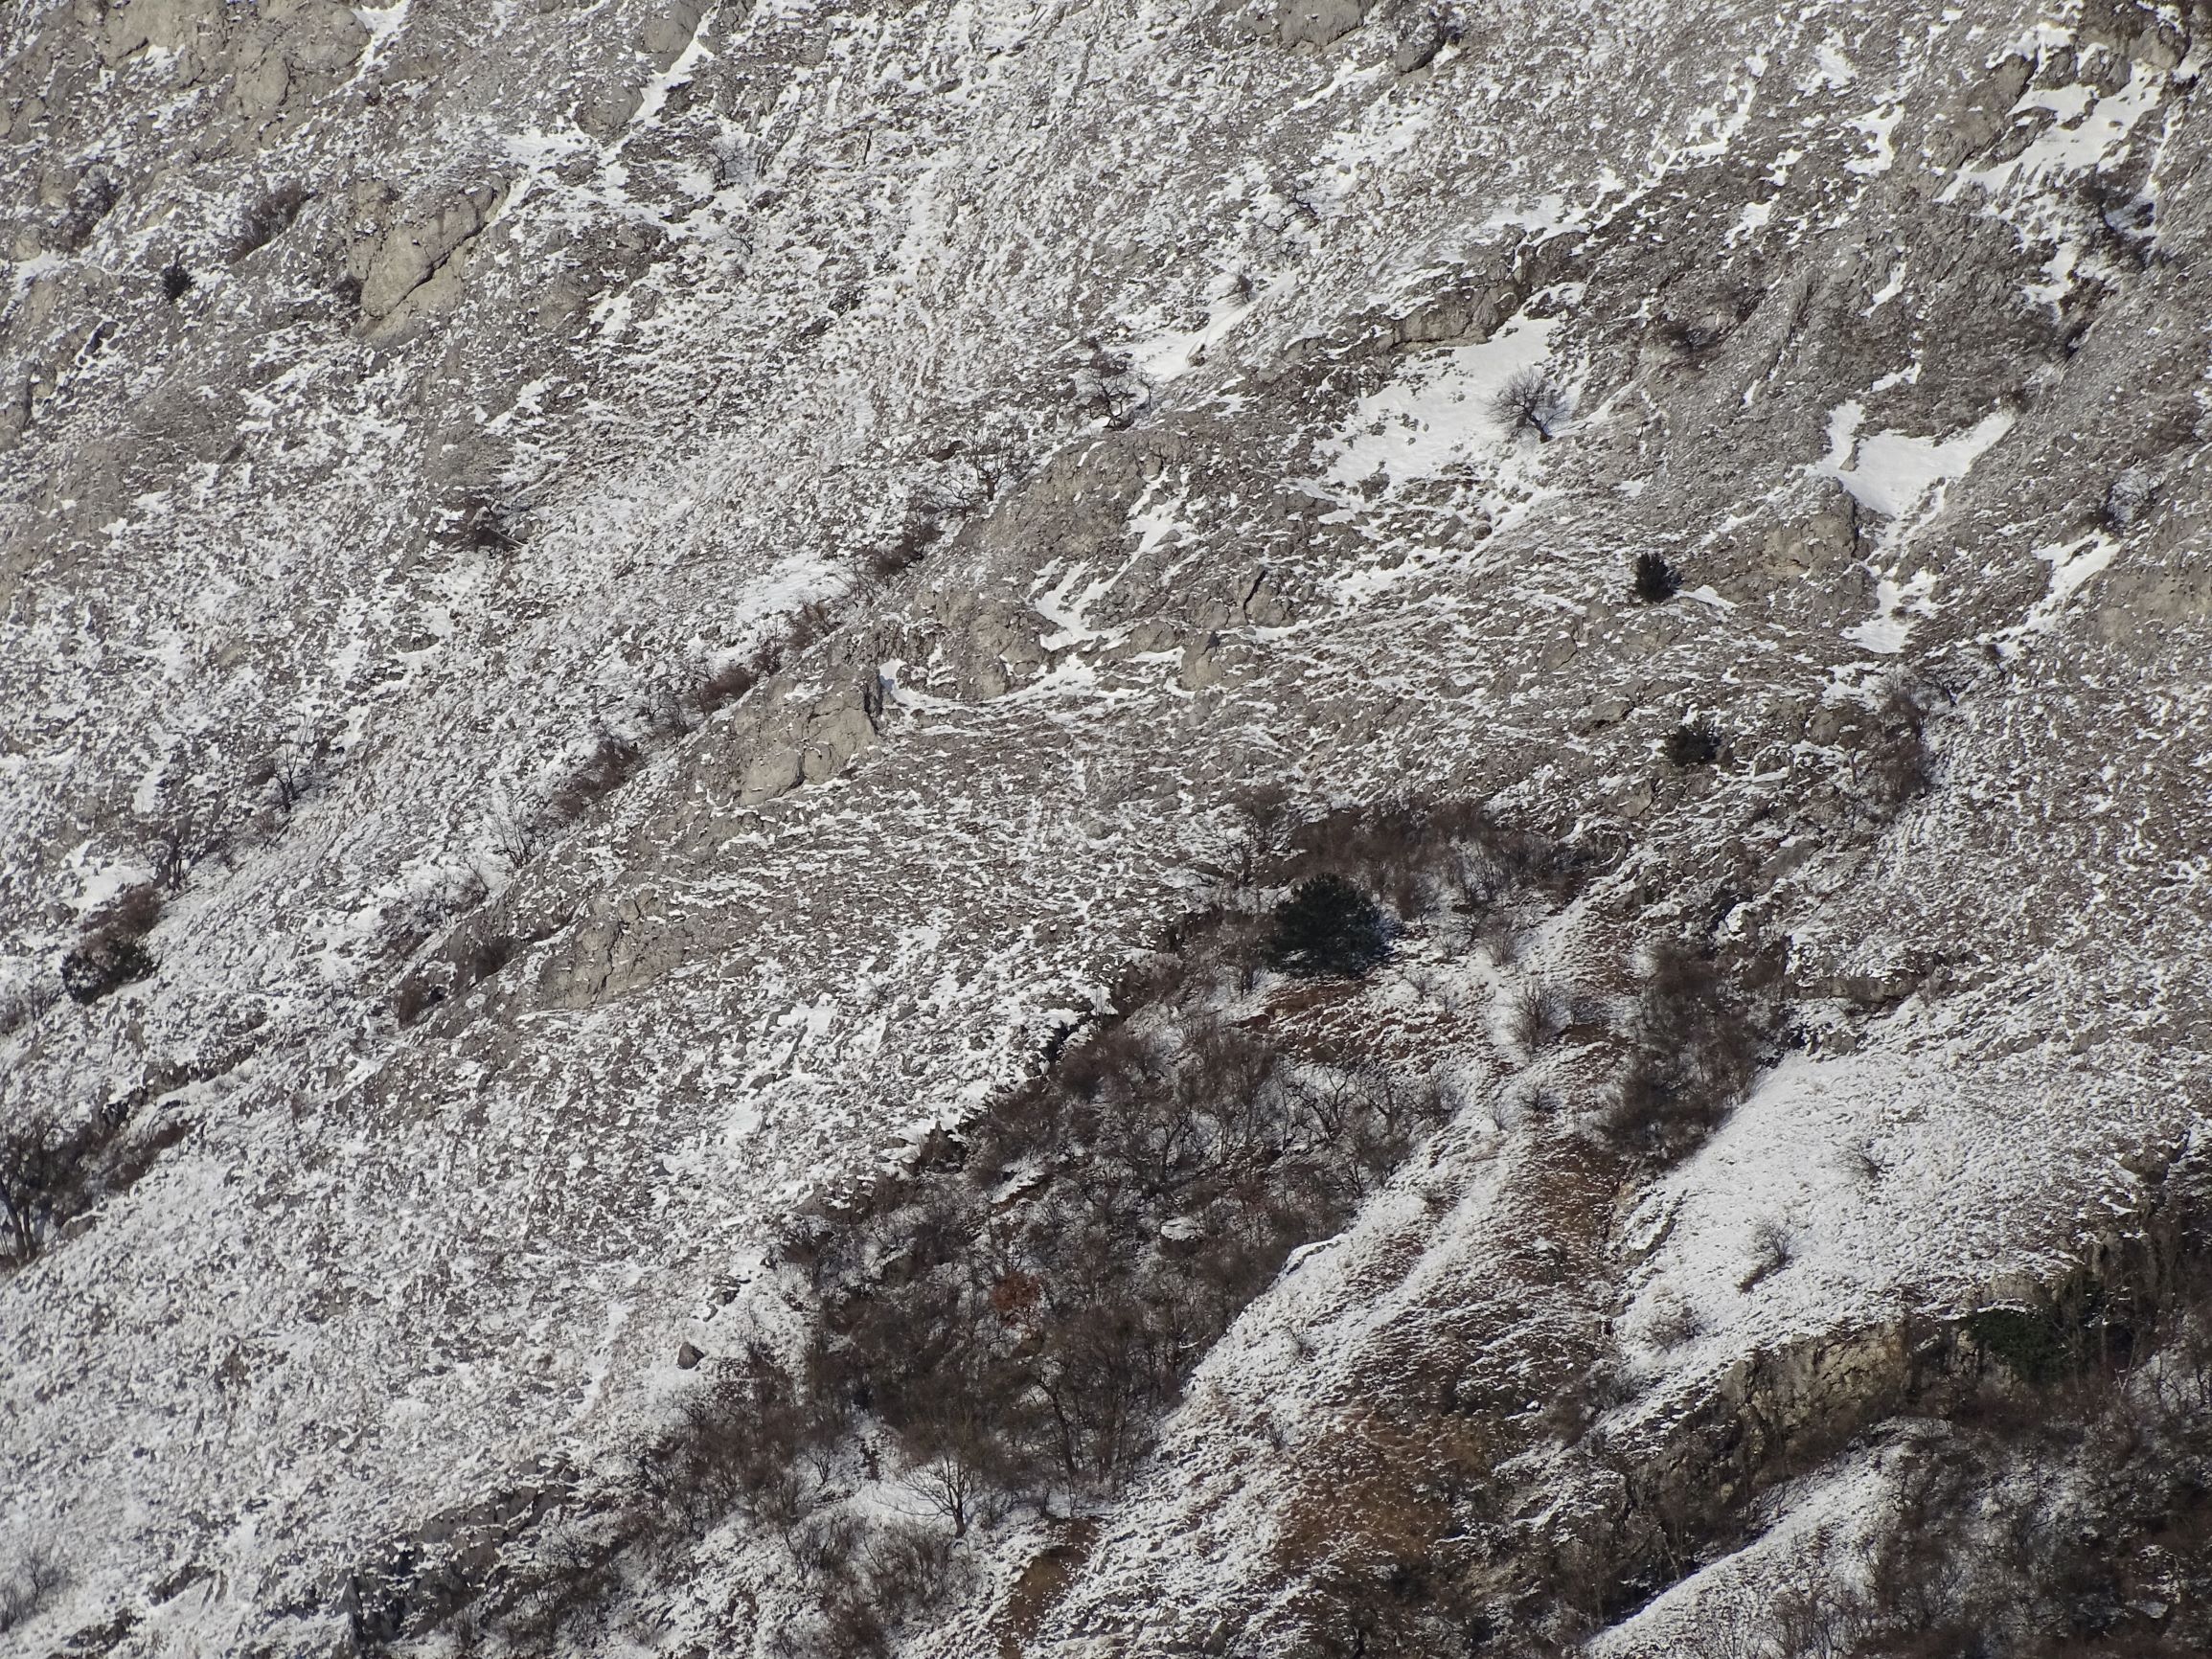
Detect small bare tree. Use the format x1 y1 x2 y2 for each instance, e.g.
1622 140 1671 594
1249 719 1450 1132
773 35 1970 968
902 1434 992 1538
0 1110 106 1264
0 1543 68 1634
1493 366 1571 441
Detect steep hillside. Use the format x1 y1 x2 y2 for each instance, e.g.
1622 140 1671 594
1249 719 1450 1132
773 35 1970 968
3 0 2209 1655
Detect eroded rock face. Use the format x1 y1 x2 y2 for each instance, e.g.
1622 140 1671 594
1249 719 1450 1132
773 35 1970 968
3 0 2210 1653
361 185 503 324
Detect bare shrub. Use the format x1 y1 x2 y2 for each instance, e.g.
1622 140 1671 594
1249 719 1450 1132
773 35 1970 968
0 1544 68 1634
1736 1217 1793 1291
1836 1135 1884 1185
1506 981 1572 1055
794 1008 1452 1509
0 1108 122 1264
786 1511 863 1583
257 728 330 814
859 1519 967 1625
689 655 760 720
160 258 193 303
543 733 643 826
1493 366 1571 441
1271 796 1596 916
642 1347 836 1529
1643 1294 1705 1350
901 1427 999 1538
867 513 942 581
1479 908 1521 966
1600 942 1766 1162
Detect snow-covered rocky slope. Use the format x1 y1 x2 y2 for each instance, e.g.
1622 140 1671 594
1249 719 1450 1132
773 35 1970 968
4 0 2210 1653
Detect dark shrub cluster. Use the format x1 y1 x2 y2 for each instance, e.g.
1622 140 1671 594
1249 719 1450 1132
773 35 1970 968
1600 942 1767 1161
59 883 161 1004
1267 875 1392 979
1632 551 1681 603
430 797 1578 1652
787 1017 1446 1499
1266 796 1602 918
0 1101 140 1264
1665 717 1722 767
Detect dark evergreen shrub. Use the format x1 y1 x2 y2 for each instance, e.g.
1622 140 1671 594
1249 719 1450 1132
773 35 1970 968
1266 875 1392 980
1632 551 1681 602
1666 717 1722 766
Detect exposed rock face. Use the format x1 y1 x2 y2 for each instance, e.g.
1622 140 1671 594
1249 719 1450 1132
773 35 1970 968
2 0 2210 1654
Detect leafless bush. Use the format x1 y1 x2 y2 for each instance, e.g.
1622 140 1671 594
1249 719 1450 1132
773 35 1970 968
1269 796 1598 917
253 728 330 815
542 733 643 827
794 1006 1452 1509
1493 365 1571 441
1600 942 1767 1162
1644 1294 1704 1350
0 1108 122 1264
1837 1134 1884 1185
1479 908 1522 966
867 513 942 581
0 1545 68 1634
689 655 760 719
858 1519 968 1625
688 602 839 724
1506 981 1573 1055
786 1511 863 1582
1736 1217 1793 1291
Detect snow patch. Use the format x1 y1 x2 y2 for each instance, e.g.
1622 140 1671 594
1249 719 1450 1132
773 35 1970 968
1815 402 2015 518
1319 314 1560 490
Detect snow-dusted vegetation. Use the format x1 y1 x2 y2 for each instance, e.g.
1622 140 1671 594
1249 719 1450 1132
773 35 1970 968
4 0 2210 1653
